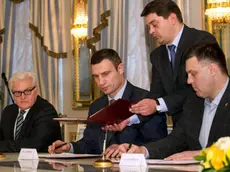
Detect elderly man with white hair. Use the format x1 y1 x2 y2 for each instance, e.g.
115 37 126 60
0 71 61 152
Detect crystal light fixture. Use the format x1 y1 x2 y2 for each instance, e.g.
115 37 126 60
205 0 230 29
71 0 88 40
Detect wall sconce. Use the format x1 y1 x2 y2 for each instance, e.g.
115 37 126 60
205 0 230 29
71 0 88 40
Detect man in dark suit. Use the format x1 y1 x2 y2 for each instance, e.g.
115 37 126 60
0 71 61 152
110 42 230 160
129 0 216 126
49 49 167 154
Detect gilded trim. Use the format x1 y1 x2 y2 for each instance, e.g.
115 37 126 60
87 10 111 54
10 0 24 3
0 28 5 44
29 23 67 58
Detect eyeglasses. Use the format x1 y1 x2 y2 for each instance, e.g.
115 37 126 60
12 86 36 97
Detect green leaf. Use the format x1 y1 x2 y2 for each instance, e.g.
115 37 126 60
217 166 230 172
202 168 215 172
194 155 206 161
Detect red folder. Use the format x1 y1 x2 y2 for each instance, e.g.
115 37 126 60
87 99 135 125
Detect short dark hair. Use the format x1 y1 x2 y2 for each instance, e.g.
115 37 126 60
90 49 122 69
141 0 183 23
185 42 228 75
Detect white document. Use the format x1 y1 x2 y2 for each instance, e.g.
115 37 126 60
18 148 39 160
119 153 147 167
146 159 199 165
38 153 101 159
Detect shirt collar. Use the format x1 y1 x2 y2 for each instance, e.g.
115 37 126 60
167 25 184 50
18 108 30 113
205 77 229 106
108 80 127 101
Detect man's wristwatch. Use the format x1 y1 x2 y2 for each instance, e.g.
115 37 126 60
154 99 161 112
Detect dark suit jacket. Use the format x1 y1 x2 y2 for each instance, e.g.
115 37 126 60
71 81 167 154
0 96 61 152
149 25 216 125
145 80 230 159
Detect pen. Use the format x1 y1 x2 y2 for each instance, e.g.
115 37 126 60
127 143 132 151
54 142 68 150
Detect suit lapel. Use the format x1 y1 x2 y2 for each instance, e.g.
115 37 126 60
9 107 19 139
207 82 230 146
159 47 173 80
173 25 191 82
191 97 205 145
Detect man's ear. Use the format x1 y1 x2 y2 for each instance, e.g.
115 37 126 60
169 13 177 25
209 63 217 76
117 63 124 74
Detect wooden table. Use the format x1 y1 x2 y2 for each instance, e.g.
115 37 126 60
0 153 200 172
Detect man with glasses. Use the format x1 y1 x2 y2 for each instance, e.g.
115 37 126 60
0 71 61 152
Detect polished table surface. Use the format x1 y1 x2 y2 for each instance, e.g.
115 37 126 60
0 153 200 172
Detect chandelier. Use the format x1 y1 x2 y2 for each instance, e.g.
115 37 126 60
205 0 230 29
71 0 88 40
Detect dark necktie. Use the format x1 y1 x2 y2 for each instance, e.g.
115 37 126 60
168 44 176 71
15 110 26 140
109 99 115 105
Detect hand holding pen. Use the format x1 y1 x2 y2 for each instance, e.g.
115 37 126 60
48 140 70 154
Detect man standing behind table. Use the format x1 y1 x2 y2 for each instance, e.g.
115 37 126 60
0 71 61 152
128 0 217 127
48 49 167 154
107 42 230 160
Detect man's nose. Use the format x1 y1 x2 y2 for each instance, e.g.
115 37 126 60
149 27 155 35
187 77 193 84
20 93 27 99
98 77 105 85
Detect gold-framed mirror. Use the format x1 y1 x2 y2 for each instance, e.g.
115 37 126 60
71 0 93 110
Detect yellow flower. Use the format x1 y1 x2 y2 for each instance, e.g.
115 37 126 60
195 137 230 171
209 146 225 170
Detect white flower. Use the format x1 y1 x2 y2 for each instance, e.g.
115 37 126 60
215 137 230 153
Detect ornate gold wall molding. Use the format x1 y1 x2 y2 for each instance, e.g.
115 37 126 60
87 10 110 53
10 0 24 3
29 23 67 58
0 29 4 44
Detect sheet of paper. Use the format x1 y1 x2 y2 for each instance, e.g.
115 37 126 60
146 159 199 165
111 158 199 165
38 153 101 159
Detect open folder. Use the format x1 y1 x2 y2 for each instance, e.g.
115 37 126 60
87 99 134 125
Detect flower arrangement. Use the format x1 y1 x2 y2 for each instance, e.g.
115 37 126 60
195 137 230 172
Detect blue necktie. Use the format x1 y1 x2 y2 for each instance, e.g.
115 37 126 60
168 44 176 71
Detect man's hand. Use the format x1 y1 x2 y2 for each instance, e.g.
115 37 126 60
48 140 71 154
102 118 130 131
105 144 128 158
105 143 147 158
129 98 157 116
164 150 201 160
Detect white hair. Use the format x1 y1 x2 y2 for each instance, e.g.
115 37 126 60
9 72 38 90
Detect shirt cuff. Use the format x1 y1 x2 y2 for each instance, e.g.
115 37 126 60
158 98 168 112
144 146 150 158
69 143 74 153
127 114 140 126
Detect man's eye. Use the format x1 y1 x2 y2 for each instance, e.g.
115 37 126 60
24 90 30 94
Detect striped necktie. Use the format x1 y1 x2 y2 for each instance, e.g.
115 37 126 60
15 110 26 140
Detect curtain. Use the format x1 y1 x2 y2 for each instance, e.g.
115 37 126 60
0 0 71 113
29 0 72 112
